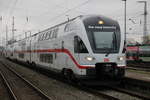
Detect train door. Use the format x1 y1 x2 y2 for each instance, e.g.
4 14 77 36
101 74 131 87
74 36 80 64
52 43 58 69
74 36 89 66
56 41 67 70
31 36 38 63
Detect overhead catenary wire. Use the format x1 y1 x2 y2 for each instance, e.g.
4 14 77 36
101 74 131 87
45 0 91 23
29 0 92 31
1 0 150 43
6 0 92 41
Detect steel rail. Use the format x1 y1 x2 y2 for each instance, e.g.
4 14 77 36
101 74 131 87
127 63 150 69
123 77 150 90
0 71 18 100
79 87 120 100
126 66 150 72
107 86 150 100
0 61 53 100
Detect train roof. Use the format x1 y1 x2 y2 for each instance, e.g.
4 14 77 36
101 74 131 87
8 15 118 45
35 15 118 36
81 15 117 23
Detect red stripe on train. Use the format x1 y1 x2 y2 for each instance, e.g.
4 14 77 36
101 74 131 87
15 49 91 69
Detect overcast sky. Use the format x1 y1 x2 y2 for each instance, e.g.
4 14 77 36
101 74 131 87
0 0 150 45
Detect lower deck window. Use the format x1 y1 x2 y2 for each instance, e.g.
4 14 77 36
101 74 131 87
19 53 24 58
40 54 53 64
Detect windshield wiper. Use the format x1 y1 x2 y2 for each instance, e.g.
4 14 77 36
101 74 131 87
105 48 112 57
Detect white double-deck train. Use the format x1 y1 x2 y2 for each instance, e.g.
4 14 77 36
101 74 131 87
6 15 126 80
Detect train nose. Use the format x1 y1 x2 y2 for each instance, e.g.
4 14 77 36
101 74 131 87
95 63 117 75
95 63 125 79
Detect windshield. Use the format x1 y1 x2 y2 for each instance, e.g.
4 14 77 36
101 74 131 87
93 32 116 49
82 16 121 53
87 30 119 53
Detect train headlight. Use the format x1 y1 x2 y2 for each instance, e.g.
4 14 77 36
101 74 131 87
85 56 95 61
118 56 125 61
98 20 104 24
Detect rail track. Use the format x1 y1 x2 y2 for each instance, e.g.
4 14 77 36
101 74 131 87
127 61 150 69
0 72 12 100
122 77 150 94
78 86 145 100
0 60 52 100
126 66 150 72
104 85 150 100
83 81 150 100
2 59 120 100
1 58 150 100
127 61 150 72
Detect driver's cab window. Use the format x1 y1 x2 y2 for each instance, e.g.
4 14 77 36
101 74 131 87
74 36 88 53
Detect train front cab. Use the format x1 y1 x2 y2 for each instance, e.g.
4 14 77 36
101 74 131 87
74 15 125 80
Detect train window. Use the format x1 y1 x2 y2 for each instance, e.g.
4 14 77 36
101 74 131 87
40 54 44 62
42 33 47 40
38 34 42 41
93 32 115 49
45 31 49 40
19 53 24 58
51 31 54 39
53 32 56 38
53 29 58 38
54 28 58 38
64 24 69 32
45 31 50 40
74 36 88 53
40 33 44 41
140 52 150 57
48 31 52 39
40 54 53 64
48 54 53 63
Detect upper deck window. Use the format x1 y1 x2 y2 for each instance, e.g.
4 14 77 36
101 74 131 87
38 27 59 41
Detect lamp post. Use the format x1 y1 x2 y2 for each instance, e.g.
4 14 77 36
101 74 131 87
137 1 147 44
122 0 127 45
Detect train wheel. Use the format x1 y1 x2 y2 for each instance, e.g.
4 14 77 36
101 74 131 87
31 62 36 67
62 69 76 83
31 62 38 71
114 68 125 80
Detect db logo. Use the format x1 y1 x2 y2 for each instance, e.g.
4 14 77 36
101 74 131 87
104 58 109 62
